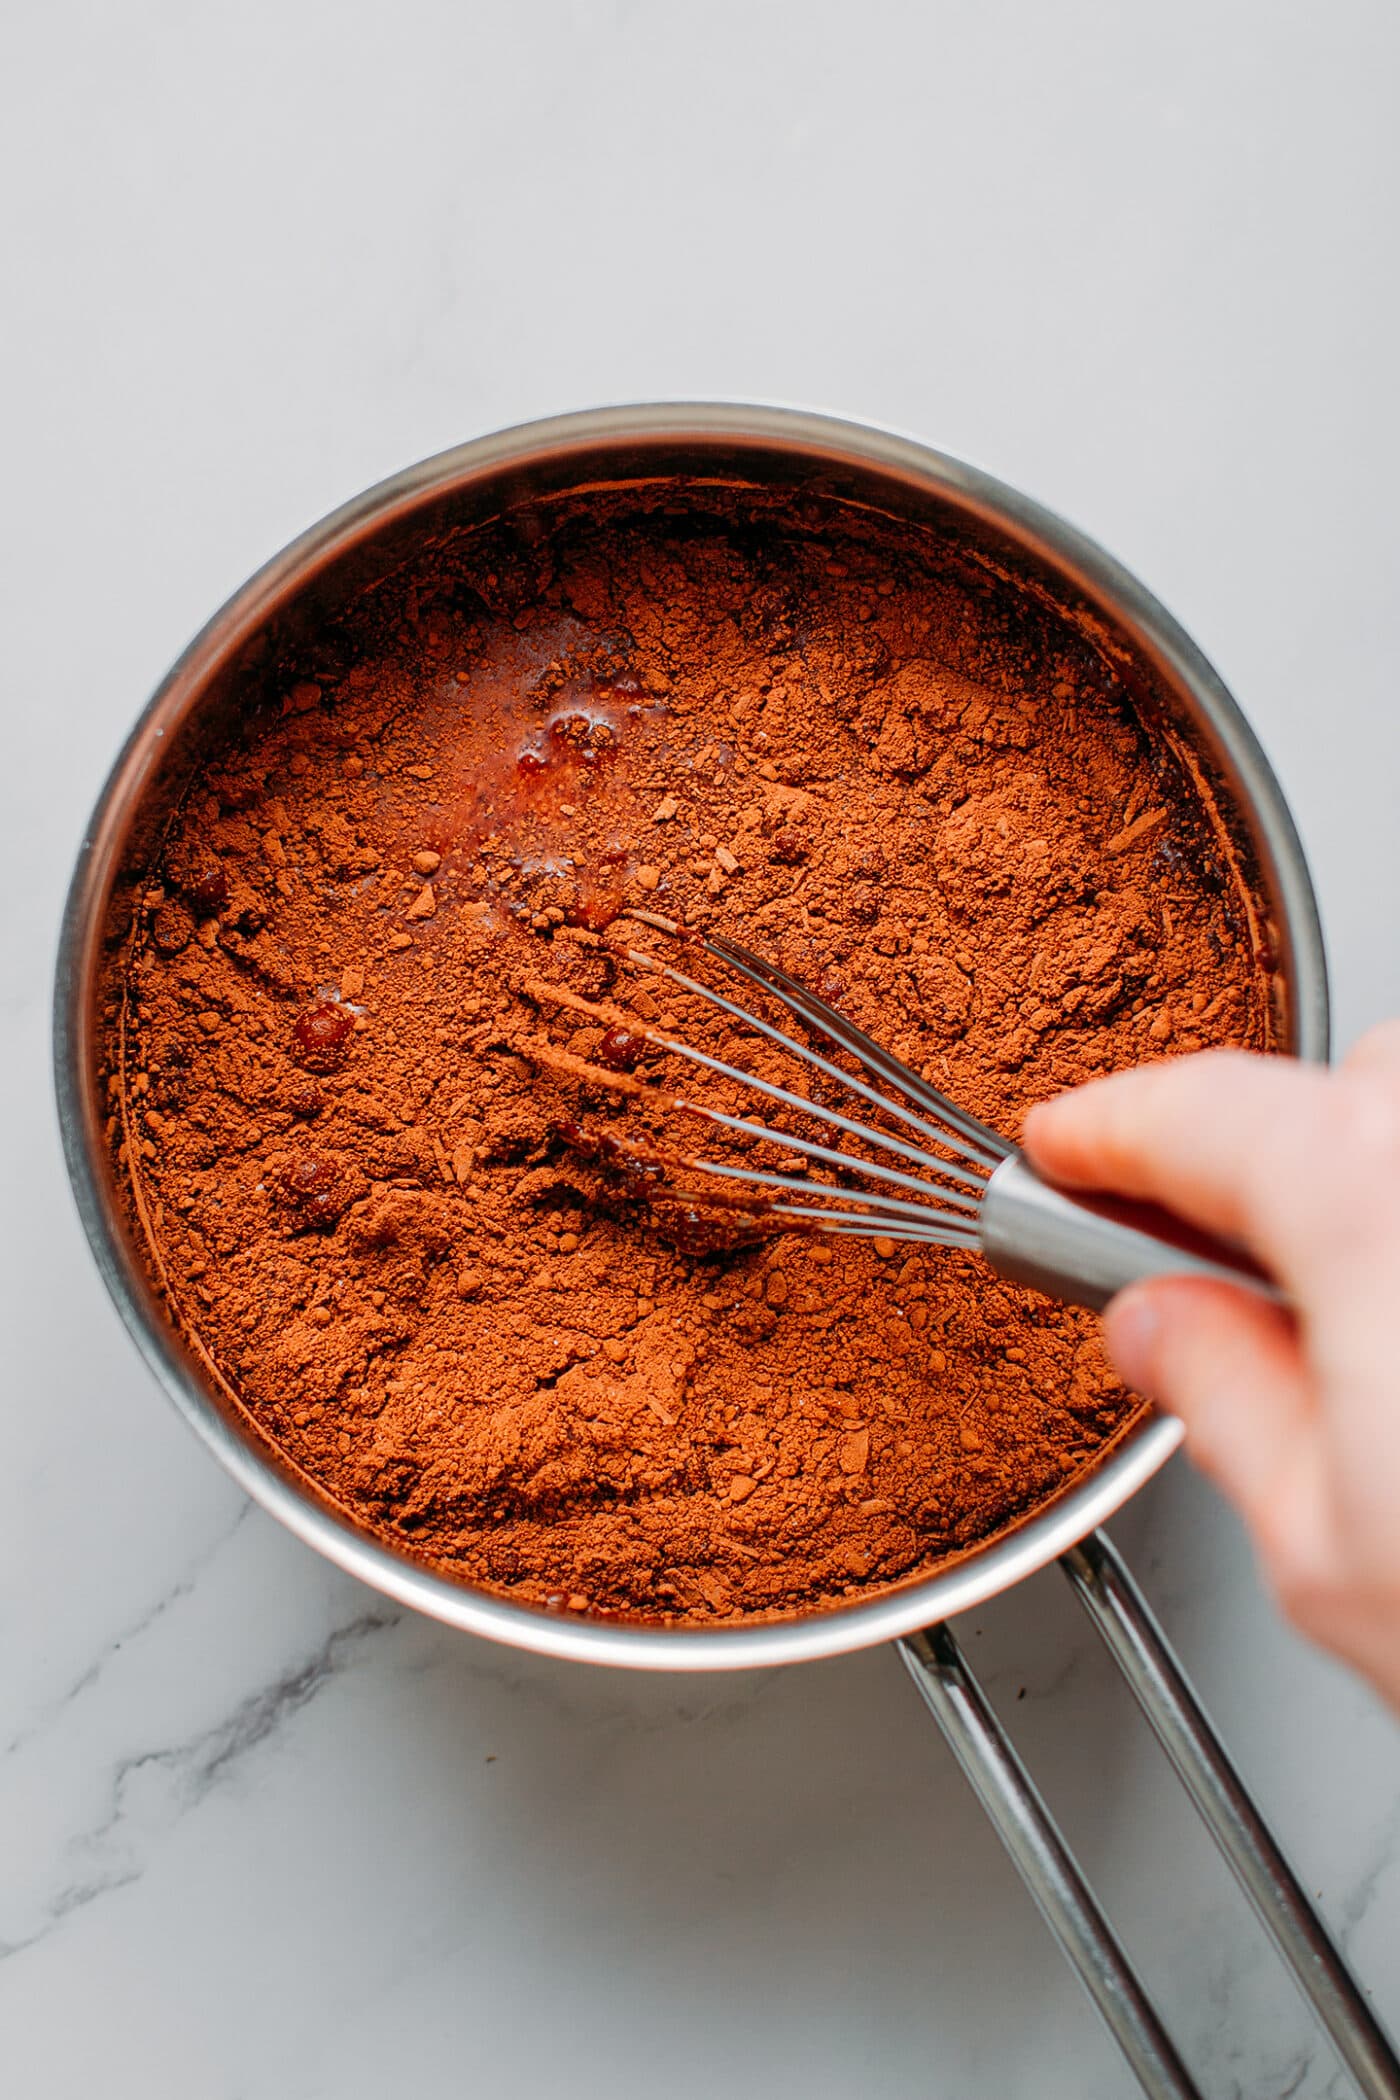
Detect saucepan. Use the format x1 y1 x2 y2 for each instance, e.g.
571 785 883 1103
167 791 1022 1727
53 406 1398 2099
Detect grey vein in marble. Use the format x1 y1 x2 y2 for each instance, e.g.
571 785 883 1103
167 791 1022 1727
4 1500 253 1765
1 1608 398 1962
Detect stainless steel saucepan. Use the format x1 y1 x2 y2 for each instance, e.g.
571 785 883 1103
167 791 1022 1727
54 406 1398 2099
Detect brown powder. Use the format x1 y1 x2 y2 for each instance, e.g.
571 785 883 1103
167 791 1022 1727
101 481 1273 1623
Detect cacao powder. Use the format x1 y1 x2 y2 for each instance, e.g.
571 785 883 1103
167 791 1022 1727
100 482 1274 1623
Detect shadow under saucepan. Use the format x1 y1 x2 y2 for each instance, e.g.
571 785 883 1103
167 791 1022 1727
282 1450 1344 2100
316 1582 1121 2098
208 1440 1335 2100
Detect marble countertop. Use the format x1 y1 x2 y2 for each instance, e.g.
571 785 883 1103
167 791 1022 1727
5 5 1399 2094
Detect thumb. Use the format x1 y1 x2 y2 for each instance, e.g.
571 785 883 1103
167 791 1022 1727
1103 1278 1316 1556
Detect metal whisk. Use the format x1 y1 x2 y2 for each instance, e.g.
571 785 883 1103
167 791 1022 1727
566 910 1280 1315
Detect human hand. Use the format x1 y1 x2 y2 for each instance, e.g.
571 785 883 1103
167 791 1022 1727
1023 1023 1400 1712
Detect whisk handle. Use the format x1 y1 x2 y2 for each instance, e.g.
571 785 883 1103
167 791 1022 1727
979 1153 1284 1314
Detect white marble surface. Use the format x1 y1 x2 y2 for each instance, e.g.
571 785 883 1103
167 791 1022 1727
4 5 1399 2094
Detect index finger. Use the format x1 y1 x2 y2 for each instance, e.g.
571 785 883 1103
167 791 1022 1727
1021 1051 1340 1284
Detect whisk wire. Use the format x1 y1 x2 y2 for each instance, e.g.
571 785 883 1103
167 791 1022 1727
617 928 1000 1181
551 912 1287 1304
653 1037 989 1205
587 912 1016 1242
654 1146 984 1229
779 1211 978 1246
699 928 1011 1167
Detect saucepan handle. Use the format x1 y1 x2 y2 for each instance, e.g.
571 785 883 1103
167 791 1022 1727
897 1532 1400 2100
898 1620 1205 2100
1060 1532 1400 2099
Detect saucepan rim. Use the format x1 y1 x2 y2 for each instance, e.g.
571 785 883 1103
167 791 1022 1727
52 401 1328 1670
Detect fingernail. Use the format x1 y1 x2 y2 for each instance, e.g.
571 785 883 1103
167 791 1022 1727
1103 1286 1162 1395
